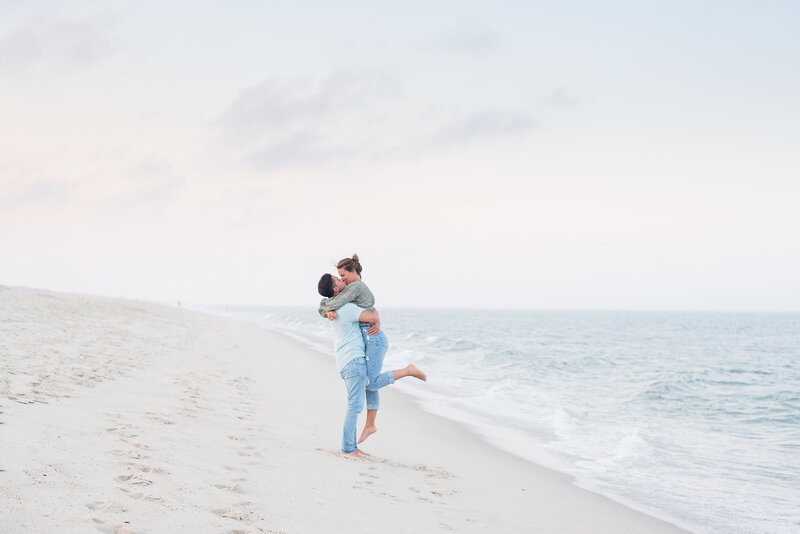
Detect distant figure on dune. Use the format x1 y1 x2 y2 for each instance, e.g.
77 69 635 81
317 254 426 457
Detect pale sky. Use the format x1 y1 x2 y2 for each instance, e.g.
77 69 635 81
1 1 798 310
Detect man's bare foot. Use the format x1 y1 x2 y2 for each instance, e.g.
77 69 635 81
341 449 370 458
358 425 378 444
406 363 427 381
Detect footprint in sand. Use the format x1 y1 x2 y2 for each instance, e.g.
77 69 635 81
125 462 166 475
425 469 453 480
228 529 287 534
85 501 127 513
94 521 136 534
211 508 252 521
115 473 152 485
118 487 162 502
106 426 138 439
111 449 149 461
144 412 176 425
213 482 245 493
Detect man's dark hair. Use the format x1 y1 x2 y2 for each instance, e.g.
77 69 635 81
318 273 334 297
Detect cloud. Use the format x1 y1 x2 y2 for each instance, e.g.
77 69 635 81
216 67 403 140
215 67 402 171
434 109 536 146
133 156 172 177
124 180 179 207
241 132 352 171
104 155 181 209
542 86 581 109
0 179 71 208
0 14 113 76
216 68 538 171
433 17 500 54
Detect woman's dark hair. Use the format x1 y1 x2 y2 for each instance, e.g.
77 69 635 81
317 273 335 297
336 254 362 276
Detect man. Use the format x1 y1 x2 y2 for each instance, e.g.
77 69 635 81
317 273 426 456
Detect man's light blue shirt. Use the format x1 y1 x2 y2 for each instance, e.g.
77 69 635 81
331 303 366 371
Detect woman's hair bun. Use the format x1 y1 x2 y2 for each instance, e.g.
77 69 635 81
336 254 363 275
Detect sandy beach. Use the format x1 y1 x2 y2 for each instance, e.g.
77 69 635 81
0 288 690 533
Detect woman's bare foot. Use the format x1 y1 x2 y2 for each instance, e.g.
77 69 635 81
358 424 378 443
405 363 427 381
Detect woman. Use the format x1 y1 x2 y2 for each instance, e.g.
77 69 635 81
318 254 392 444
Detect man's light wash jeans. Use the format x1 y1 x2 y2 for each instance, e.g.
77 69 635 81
340 356 367 453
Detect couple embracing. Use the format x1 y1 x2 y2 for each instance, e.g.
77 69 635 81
317 254 427 457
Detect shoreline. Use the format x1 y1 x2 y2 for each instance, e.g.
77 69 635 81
255 320 698 534
1 288 691 533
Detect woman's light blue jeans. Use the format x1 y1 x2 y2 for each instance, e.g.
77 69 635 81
360 324 394 411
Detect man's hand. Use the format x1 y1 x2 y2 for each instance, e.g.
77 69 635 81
366 321 381 335
326 311 338 321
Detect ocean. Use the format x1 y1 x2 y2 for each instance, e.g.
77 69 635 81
208 306 800 534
